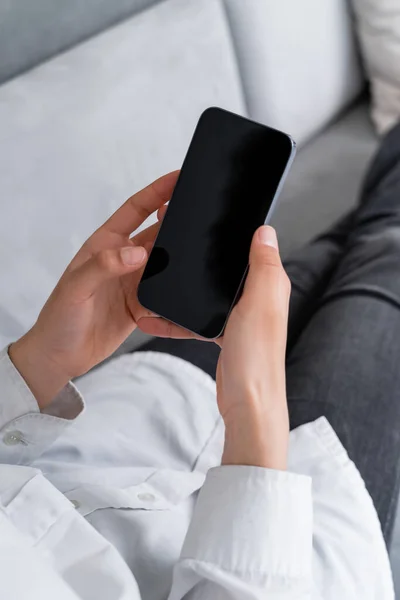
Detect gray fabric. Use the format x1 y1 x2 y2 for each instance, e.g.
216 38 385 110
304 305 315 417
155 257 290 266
283 121 400 547
222 0 364 145
272 100 379 258
0 0 160 84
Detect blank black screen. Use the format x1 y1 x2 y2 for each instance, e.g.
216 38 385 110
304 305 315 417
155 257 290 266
138 107 295 338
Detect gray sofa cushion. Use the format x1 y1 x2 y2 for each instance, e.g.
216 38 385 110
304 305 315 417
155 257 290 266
0 0 160 84
223 0 364 145
0 0 245 348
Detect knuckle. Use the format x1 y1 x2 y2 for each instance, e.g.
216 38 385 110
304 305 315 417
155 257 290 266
242 263 291 320
82 238 92 250
130 194 149 222
256 245 282 269
97 250 116 272
82 239 95 256
52 277 68 299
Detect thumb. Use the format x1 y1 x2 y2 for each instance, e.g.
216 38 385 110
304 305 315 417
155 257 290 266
68 245 147 300
241 226 290 316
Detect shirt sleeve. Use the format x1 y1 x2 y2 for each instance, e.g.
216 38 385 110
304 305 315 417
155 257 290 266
169 465 313 599
0 502 81 600
0 346 84 465
0 467 142 600
0 348 141 600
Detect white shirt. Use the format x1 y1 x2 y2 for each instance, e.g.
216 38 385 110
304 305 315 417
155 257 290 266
0 346 394 599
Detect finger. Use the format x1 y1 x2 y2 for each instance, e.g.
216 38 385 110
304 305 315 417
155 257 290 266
138 317 198 340
138 316 219 344
101 171 179 237
240 226 290 313
130 220 161 259
131 221 160 248
143 241 153 254
69 246 147 301
157 204 168 222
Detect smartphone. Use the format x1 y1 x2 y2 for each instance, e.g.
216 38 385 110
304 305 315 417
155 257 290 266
138 107 296 339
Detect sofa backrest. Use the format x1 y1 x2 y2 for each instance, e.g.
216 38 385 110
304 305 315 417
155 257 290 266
0 0 159 84
223 0 365 144
0 0 246 347
1 0 364 144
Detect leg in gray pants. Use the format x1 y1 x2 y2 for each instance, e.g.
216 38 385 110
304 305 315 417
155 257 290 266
285 121 400 546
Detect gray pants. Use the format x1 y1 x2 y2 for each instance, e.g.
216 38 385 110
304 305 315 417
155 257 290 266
140 122 400 547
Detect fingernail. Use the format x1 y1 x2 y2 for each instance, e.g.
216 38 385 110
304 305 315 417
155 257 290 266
258 226 278 249
121 246 146 266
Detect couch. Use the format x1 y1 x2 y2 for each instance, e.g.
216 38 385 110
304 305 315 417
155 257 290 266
1 0 398 589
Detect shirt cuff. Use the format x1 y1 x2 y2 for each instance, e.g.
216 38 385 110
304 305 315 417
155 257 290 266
0 347 84 465
182 465 313 582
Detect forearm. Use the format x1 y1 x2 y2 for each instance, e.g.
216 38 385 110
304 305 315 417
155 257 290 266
222 397 289 471
9 329 70 410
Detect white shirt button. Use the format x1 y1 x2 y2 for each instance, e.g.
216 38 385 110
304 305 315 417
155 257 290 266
137 492 156 503
71 499 80 509
3 430 25 446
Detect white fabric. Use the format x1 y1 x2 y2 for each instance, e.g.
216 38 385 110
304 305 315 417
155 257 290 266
0 347 394 599
223 0 364 145
352 0 400 134
0 0 245 348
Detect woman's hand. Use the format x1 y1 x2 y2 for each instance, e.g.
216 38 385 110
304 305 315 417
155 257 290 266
216 226 291 469
10 171 179 408
139 225 291 470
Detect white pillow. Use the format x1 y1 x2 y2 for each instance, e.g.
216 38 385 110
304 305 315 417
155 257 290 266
223 0 364 144
0 0 245 347
352 0 400 134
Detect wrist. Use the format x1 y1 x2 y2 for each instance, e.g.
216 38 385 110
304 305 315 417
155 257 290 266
9 329 70 410
222 398 289 470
